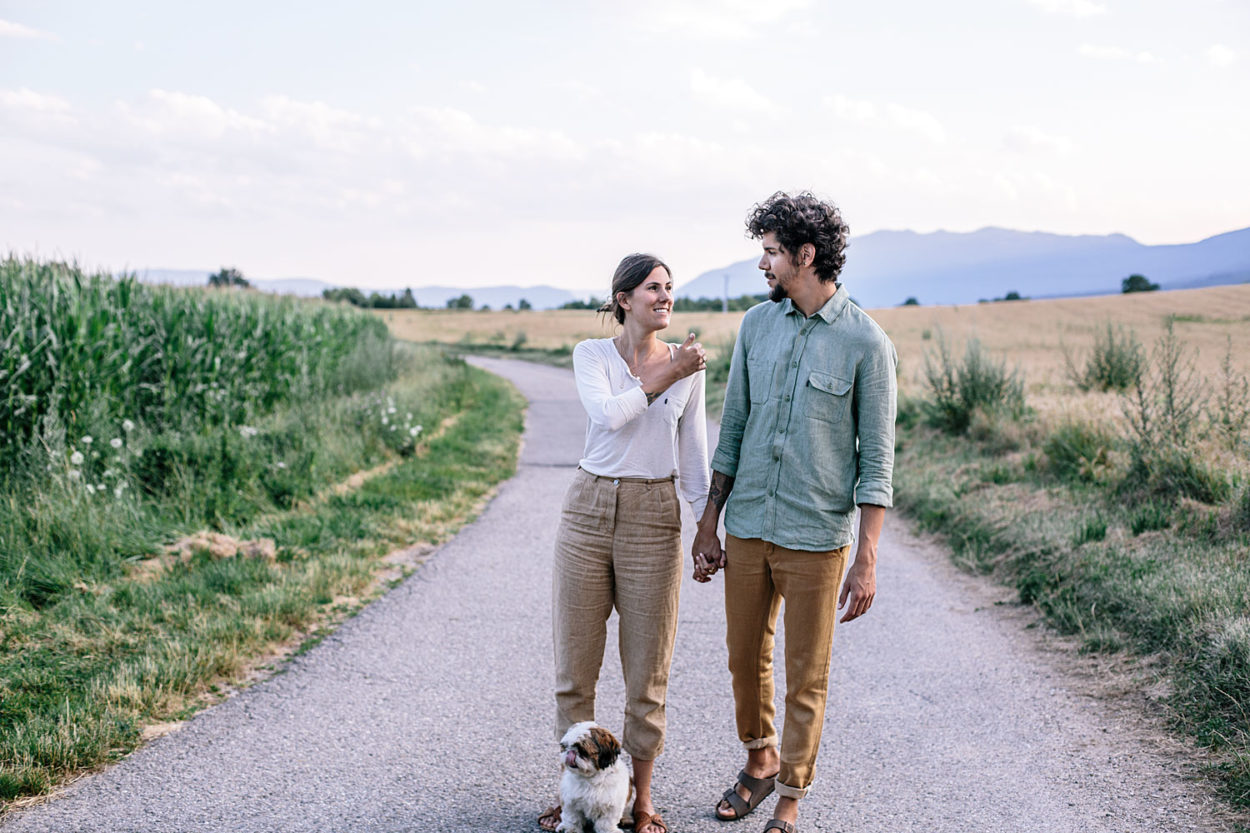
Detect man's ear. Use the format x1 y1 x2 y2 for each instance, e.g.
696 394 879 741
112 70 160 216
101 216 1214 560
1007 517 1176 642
799 243 816 268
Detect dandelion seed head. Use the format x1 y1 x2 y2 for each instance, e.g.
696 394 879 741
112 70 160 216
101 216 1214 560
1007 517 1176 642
110 438 123 449
122 419 135 432
70 451 84 466
82 435 93 445
69 469 81 480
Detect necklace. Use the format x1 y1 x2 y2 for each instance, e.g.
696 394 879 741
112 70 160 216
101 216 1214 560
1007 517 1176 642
615 336 661 378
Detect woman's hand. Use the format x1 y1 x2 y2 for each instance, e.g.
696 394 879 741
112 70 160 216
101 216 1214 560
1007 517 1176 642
671 333 706 380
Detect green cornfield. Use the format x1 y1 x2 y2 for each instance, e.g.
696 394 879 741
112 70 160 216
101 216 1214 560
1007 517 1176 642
0 256 394 475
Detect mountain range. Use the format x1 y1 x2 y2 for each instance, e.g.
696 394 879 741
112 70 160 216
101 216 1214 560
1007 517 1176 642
677 226 1250 308
132 225 1249 310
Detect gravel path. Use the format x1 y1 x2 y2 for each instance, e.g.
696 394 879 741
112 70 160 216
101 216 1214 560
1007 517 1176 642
2 357 1231 833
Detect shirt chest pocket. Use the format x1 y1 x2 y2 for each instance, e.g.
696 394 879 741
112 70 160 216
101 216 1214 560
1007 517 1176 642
805 370 853 424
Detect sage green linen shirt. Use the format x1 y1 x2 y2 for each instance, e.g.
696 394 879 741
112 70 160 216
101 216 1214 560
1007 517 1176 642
711 286 897 551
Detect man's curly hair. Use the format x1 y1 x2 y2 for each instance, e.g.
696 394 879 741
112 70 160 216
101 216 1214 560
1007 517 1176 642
745 191 849 284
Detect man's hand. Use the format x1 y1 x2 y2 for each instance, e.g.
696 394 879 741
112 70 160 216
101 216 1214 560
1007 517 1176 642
839 503 884 622
691 523 724 583
837 558 876 622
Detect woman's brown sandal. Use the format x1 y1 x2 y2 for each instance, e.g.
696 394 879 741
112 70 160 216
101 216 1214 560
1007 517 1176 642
715 770 777 820
537 805 561 831
633 810 668 833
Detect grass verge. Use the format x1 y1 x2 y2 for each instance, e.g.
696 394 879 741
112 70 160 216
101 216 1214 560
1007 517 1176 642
894 413 1250 813
0 347 524 807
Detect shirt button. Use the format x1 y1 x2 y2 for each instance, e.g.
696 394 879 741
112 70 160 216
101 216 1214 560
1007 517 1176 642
612 479 620 485
791 361 798 368
783 394 791 402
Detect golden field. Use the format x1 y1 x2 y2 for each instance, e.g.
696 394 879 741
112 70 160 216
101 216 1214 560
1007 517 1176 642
379 283 1250 398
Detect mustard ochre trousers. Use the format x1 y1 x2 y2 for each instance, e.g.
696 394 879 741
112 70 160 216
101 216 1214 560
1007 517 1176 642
552 468 683 760
724 533 851 799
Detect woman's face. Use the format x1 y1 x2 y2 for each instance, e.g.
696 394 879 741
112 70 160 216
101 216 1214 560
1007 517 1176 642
619 266 673 331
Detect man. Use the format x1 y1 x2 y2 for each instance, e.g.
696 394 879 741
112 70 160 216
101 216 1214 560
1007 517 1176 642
692 191 896 833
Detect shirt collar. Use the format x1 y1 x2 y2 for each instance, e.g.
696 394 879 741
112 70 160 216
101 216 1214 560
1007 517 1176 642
782 283 848 324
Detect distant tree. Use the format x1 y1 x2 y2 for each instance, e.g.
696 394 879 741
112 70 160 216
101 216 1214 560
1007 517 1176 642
503 303 514 311
902 297 920 306
447 294 474 310
322 287 368 306
518 298 533 310
1003 290 1024 301
1122 274 1160 293
479 304 491 311
559 297 604 310
208 267 249 289
399 288 418 309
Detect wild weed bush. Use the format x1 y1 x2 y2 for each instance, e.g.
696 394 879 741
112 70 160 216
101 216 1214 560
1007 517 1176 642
922 334 1026 433
1119 321 1230 504
1063 322 1144 392
1044 421 1114 484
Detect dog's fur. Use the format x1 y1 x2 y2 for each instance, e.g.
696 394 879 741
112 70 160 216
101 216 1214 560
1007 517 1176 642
557 722 633 833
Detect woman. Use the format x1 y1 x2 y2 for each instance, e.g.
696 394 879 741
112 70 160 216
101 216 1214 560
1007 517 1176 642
539 254 709 833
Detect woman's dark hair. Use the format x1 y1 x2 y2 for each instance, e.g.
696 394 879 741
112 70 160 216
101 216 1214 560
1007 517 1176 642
745 191 849 284
598 253 671 325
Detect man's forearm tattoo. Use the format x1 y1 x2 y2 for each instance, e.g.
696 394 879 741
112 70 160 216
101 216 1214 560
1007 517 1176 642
645 390 662 405
707 471 735 512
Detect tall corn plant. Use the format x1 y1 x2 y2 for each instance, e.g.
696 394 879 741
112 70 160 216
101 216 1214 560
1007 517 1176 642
0 256 394 474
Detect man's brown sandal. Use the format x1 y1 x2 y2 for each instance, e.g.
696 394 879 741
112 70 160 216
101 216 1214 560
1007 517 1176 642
763 820 795 833
715 770 777 820
633 810 668 833
537 805 561 831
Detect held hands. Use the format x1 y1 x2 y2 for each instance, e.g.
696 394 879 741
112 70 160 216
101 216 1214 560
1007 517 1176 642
691 523 726 583
672 333 707 380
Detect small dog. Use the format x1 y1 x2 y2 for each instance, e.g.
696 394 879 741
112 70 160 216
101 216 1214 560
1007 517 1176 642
557 721 634 833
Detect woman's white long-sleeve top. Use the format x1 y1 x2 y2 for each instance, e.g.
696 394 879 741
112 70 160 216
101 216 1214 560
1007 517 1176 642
573 338 709 518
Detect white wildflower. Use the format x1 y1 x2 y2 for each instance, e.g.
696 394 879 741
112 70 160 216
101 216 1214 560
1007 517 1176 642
69 469 81 480
406 412 413 421
114 482 127 497
388 406 397 414
239 426 259 438
276 461 287 469
82 435 93 445
409 425 422 437
85 483 95 493
381 415 388 425
390 425 397 432
122 419 135 432
110 437 123 449
70 451 85 466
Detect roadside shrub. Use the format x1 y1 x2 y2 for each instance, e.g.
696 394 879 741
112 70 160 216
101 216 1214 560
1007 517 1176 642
1064 322 1144 392
1044 421 1114 484
1121 447 1230 505
1234 487 1250 533
1209 336 1250 452
1130 501 1172 535
1073 514 1108 545
922 334 1026 434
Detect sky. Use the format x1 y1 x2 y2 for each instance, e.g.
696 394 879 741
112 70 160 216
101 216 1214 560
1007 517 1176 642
2 0 1248 295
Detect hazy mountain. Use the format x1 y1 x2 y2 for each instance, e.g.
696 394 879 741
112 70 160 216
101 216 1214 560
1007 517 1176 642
131 269 578 309
677 226 1250 308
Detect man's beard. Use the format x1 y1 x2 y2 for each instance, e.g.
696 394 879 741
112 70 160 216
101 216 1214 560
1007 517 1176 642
768 279 788 303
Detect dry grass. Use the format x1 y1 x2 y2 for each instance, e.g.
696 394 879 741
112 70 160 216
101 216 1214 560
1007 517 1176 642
380 285 1250 434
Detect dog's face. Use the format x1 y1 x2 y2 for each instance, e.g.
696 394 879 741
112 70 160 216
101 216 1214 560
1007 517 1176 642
559 721 621 777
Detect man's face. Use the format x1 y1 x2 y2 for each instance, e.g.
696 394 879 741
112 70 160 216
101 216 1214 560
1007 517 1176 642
758 231 799 303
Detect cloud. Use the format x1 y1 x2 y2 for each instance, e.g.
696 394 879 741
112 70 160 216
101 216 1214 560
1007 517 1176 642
689 68 770 112
636 0 812 39
1026 0 1107 18
824 95 946 143
1079 43 1157 63
1003 125 1076 156
0 18 57 40
827 94 877 123
1207 44 1238 67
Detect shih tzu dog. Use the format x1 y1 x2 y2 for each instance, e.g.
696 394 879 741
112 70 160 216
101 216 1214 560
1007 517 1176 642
558 722 634 833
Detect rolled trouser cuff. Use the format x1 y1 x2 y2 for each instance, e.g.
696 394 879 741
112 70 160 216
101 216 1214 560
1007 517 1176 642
775 779 810 800
743 735 778 750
